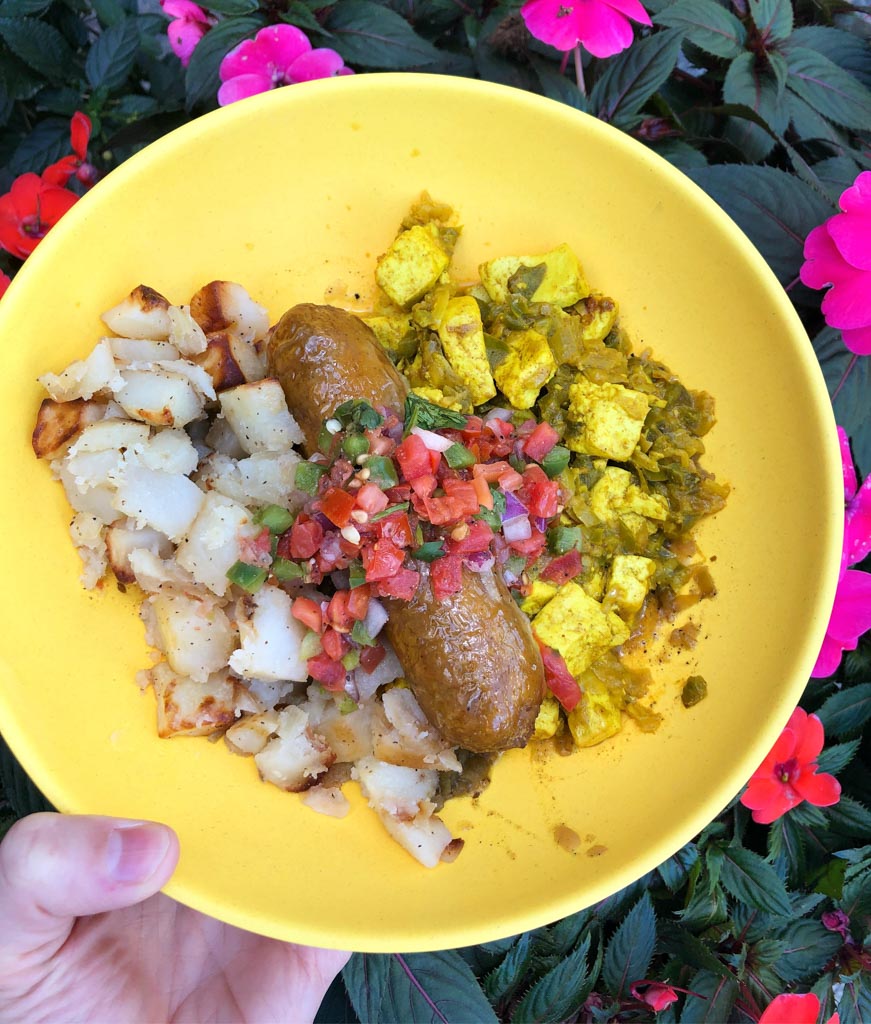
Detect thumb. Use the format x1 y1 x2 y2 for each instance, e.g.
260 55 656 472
0 812 178 964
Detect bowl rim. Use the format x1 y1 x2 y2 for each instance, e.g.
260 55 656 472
0 72 843 951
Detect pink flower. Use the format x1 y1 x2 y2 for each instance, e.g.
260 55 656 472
812 427 871 677
821 909 851 939
758 992 839 1024
521 0 651 58
161 0 214 67
630 981 679 1012
0 270 10 299
800 171 871 355
217 24 353 106
740 707 841 824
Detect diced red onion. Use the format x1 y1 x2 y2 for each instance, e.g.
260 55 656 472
465 550 495 573
411 426 454 452
319 531 342 563
484 408 512 422
503 491 528 520
502 514 532 542
534 516 548 533
363 597 389 638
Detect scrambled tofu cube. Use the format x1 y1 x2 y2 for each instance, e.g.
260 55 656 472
364 311 412 352
566 378 650 461
493 328 557 409
606 555 655 617
533 696 561 740
578 293 619 343
589 467 668 533
436 296 495 405
581 564 606 600
410 386 463 412
375 224 450 308
532 581 629 677
568 685 622 747
521 579 558 616
479 244 590 307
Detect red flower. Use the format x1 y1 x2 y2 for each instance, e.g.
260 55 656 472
42 112 97 189
758 992 838 1024
0 270 10 298
740 708 841 824
0 173 78 259
630 981 679 1012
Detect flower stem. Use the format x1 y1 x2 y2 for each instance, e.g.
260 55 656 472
573 46 586 96
831 353 858 403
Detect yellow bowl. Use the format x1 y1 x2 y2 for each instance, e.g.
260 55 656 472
0 74 842 952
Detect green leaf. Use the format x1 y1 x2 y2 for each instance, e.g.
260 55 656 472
817 683 871 737
0 734 53 818
656 843 700 892
840 862 871 924
723 52 787 160
281 0 330 36
748 0 793 43
774 920 844 981
719 845 793 917
785 46 871 132
543 909 594 958
679 970 739 1023
530 57 588 112
789 26 871 90
205 0 258 11
654 0 745 58
688 165 833 287
184 15 264 110
659 923 732 978
511 936 597 1024
314 975 359 1024
326 0 441 68
591 28 684 122
86 17 140 92
343 952 498 1024
816 738 861 776
483 932 533 1007
812 328 871 480
601 893 657 999
0 0 51 14
7 116 71 176
0 52 43 100
824 796 871 839
651 139 708 169
813 156 864 197
0 17 75 82
90 0 133 28
838 970 871 1024
35 85 83 116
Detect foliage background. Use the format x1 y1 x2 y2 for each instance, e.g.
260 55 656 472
0 0 869 1020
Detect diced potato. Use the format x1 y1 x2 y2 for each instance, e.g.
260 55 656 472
436 296 495 405
52 459 118 524
189 281 270 344
111 458 205 541
109 338 180 363
167 305 208 356
101 285 172 340
254 706 334 792
301 786 351 819
204 418 246 459
144 359 217 402
150 663 241 737
129 548 196 593
533 581 629 677
372 688 461 772
106 522 173 584
67 419 150 455
225 710 281 755
148 592 236 683
605 555 655 617
309 700 375 762
69 513 107 589
533 696 561 740
568 684 622 748
353 641 404 702
31 398 104 459
520 580 558 616
115 369 204 428
589 466 668 533
175 492 260 597
63 448 125 493
38 338 123 402
219 379 303 454
229 584 311 682
493 328 557 409
479 244 589 306
236 452 302 507
375 224 450 308
566 379 650 461
352 756 438 821
192 327 269 391
137 428 199 476
376 809 455 868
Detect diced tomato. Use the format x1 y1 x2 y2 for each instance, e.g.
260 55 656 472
486 417 514 441
385 484 411 503
410 474 437 500
307 652 347 690
321 626 350 661
509 530 547 560
338 537 361 558
461 416 483 441
497 467 524 492
366 431 395 456
378 512 414 549
535 639 582 712
472 474 493 510
395 434 432 481
422 495 463 526
523 421 560 462
442 478 479 518
374 566 420 600
447 519 493 555
359 644 386 672
431 553 463 601
355 482 390 515
347 584 371 621
291 597 322 634
490 439 514 459
472 460 512 483
540 549 583 584
320 487 356 527
239 527 272 566
429 448 442 473
285 517 324 559
363 539 405 581
524 467 559 518
327 590 353 631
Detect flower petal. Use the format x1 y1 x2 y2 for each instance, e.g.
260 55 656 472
828 210 871 272
841 322 871 356
749 784 801 824
574 0 636 58
759 993 822 1024
217 72 274 106
36 184 78 226
161 0 210 23
793 768 841 807
801 223 851 290
740 777 784 810
845 475 871 564
839 426 858 501
522 0 583 50
793 711 824 763
41 156 77 187
70 112 91 162
826 569 871 644
812 632 845 678
253 23 311 74
168 18 206 65
287 47 347 82
820 264 871 330
839 170 871 216
602 0 652 25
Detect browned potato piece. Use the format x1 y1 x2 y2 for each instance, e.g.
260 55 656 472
192 331 248 390
267 304 407 455
384 564 545 752
31 398 103 458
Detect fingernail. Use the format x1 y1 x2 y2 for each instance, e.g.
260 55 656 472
106 822 172 884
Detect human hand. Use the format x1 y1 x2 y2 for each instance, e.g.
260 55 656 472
0 813 350 1023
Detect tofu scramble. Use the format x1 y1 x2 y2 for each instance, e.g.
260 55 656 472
31 195 727 867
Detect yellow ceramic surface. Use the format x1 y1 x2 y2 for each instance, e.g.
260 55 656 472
0 75 842 952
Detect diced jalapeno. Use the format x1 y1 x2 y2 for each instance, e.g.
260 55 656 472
295 461 327 495
226 561 268 593
253 504 295 533
540 445 570 478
